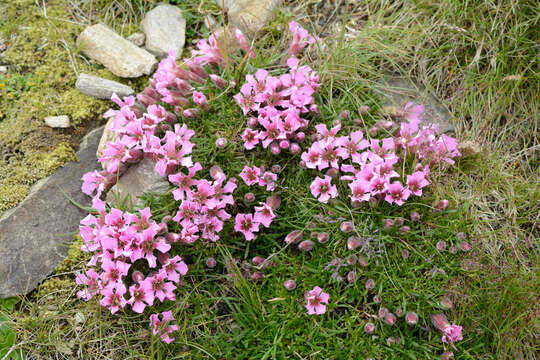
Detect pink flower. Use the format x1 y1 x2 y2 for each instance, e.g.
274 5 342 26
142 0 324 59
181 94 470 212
100 284 127 314
161 255 188 283
235 29 255 58
127 282 154 313
304 286 329 315
254 203 275 228
442 324 463 344
310 176 338 203
406 171 430 196
403 102 424 125
81 170 106 196
234 213 260 241
149 311 178 344
259 171 277 191
287 21 316 57
144 270 176 303
241 128 260 150
384 181 411 206
168 162 203 201
239 166 261 186
348 179 371 203
192 90 208 109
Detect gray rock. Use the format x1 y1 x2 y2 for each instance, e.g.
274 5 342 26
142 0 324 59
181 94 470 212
77 24 157 78
127 32 145 47
44 115 70 128
0 127 104 298
75 73 134 100
226 0 281 37
106 158 169 206
0 65 7 73
376 76 455 134
141 4 186 59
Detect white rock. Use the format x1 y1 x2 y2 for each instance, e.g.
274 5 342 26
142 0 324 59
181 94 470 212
227 0 281 37
141 4 186 59
44 115 70 128
76 73 134 99
77 24 157 78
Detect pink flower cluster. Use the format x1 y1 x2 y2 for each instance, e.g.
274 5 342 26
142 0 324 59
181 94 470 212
442 324 464 344
150 311 178 344
236 57 319 155
76 199 187 316
239 165 277 191
302 105 460 206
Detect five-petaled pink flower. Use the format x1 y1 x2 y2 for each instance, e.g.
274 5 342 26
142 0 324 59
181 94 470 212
442 324 463 344
234 213 260 241
310 176 338 203
305 286 329 315
149 310 178 344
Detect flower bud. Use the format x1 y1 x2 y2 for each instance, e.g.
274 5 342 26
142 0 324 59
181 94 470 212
137 93 156 107
266 195 281 210
205 257 217 268
365 278 375 290
357 255 368 267
449 245 458 254
346 254 357 265
132 271 144 283
271 164 281 173
384 313 397 326
183 108 199 119
359 105 370 114
459 242 471 252
402 249 410 259
247 117 258 128
158 252 170 265
295 132 305 143
347 271 357 283
364 322 376 334
456 232 466 241
395 308 403 317
298 240 314 251
384 219 395 228
351 200 362 208
299 160 307 169
378 307 388 318
441 351 454 360
187 61 208 79
386 337 396 345
285 230 303 244
340 221 354 233
431 313 450 331
332 119 341 128
250 271 264 281
369 127 378 137
339 110 350 120
244 192 255 203
395 217 405 226
326 167 338 178
209 74 227 89
166 232 181 243
209 165 225 180
270 142 281 155
405 311 418 325
399 225 411 234
310 231 316 238
156 222 168 234
353 118 363 125
436 241 447 252
347 236 361 250
289 143 301 154
410 211 420 221
434 199 449 211
279 140 290 149
283 279 296 290
309 104 320 117
305 221 316 230
373 295 382 303
317 232 329 244
215 137 227 148
382 120 394 129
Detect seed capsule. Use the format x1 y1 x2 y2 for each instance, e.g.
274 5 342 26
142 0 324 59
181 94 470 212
298 240 314 251
365 278 375 290
250 271 264 281
384 313 397 326
405 311 418 325
340 221 354 233
252 256 265 266
205 257 217 268
283 279 296 290
317 232 329 244
346 271 357 283
364 322 375 334
215 137 227 148
285 230 303 244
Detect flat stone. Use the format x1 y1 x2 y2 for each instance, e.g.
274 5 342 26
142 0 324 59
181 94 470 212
77 24 157 78
76 73 134 100
376 76 455 134
0 127 104 297
226 0 281 37
44 115 70 128
141 4 186 59
127 32 145 47
105 158 169 206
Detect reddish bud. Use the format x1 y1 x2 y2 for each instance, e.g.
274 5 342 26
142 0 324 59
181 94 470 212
165 232 181 243
340 221 354 233
405 311 418 325
295 132 305 143
353 118 363 125
132 271 144 283
332 119 342 128
434 199 449 211
244 192 255 203
250 271 264 281
357 255 368 267
384 313 397 326
410 211 420 221
252 256 265 266
306 221 316 230
209 74 227 89
266 195 281 210
289 143 301 154
299 160 307 169
364 322 376 334
347 271 357 283
279 140 290 149
271 164 281 173
326 167 338 178
346 254 357 265
309 103 320 116
436 241 447 252
365 278 375 290
399 225 411 234
459 241 471 252
395 217 405 226
215 137 227 148
456 232 466 241
384 219 395 228
359 105 370 114
285 230 303 244
386 337 396 345
298 240 314 251
441 351 454 360
439 296 453 310
369 127 378 137
283 279 296 290
339 110 350 120
205 257 217 268
378 307 388 318
395 308 403 317
317 232 329 244
270 142 281 155
247 117 258 128
347 236 361 250
209 165 225 180
431 313 450 331
183 108 199 119
449 245 458 254
373 295 382 303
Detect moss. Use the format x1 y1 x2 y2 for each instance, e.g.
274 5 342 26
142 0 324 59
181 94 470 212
55 235 87 274
0 184 28 213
